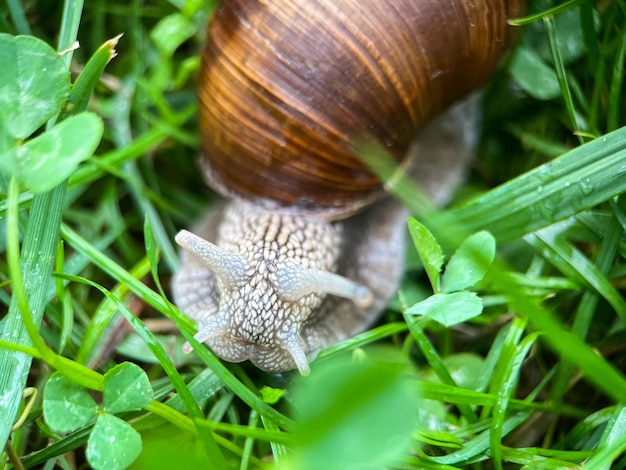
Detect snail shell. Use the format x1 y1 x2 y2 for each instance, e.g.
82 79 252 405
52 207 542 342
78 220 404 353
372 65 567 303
173 0 524 374
197 0 523 218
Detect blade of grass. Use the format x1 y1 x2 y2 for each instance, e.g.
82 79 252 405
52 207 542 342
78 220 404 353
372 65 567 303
358 127 626 246
607 32 626 132
497 267 626 403
447 126 626 242
579 1 599 73
262 414 289 465
241 410 260 470
508 0 586 26
5 0 32 35
550 209 623 401
583 422 626 470
0 179 68 451
425 413 531 465
500 446 585 468
490 328 537 470
404 315 479 424
544 15 585 142
526 224 626 324
590 404 626 470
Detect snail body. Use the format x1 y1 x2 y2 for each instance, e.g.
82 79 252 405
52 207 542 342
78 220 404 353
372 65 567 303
173 0 523 374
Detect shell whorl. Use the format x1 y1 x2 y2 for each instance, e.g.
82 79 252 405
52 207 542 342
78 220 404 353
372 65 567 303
198 0 524 217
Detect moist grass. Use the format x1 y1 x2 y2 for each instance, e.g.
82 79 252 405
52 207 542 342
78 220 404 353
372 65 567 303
1 0 625 469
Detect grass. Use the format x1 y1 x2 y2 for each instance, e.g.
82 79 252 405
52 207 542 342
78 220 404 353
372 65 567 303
1 0 625 469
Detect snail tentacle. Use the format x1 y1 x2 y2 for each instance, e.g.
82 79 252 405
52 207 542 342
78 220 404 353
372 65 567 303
278 330 311 376
181 317 228 354
175 229 248 288
275 262 374 308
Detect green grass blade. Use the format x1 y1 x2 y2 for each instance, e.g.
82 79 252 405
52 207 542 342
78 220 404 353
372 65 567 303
0 182 67 450
497 269 626 403
490 328 537 470
448 127 626 242
5 0 32 35
508 0 586 26
404 315 479 424
607 33 626 132
427 413 530 465
550 211 623 401
544 15 585 142
527 225 626 324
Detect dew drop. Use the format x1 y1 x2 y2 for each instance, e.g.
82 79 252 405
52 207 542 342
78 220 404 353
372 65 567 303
580 178 594 195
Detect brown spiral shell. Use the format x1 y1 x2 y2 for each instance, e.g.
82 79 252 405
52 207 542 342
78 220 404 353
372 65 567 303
198 0 524 218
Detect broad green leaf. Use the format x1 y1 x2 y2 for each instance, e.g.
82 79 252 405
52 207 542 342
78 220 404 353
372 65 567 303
421 353 485 391
0 112 103 193
0 34 70 139
150 13 196 56
287 350 419 470
87 414 142 470
133 425 212 469
43 373 98 433
407 217 444 291
509 46 560 100
441 231 496 293
103 362 153 413
406 292 483 326
260 386 287 405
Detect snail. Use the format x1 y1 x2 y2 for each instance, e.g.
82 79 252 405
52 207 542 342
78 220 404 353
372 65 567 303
172 0 524 375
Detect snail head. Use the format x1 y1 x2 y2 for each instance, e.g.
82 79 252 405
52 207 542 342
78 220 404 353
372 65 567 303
174 201 372 375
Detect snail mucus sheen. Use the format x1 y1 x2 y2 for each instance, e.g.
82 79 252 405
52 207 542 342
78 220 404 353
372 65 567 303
172 0 524 375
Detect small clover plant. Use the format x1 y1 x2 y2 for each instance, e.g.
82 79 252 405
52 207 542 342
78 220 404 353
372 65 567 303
43 362 154 470
405 218 496 326
0 33 103 194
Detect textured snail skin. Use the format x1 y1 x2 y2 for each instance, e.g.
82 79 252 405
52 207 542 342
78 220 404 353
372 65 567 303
174 0 524 374
174 97 479 374
173 198 407 374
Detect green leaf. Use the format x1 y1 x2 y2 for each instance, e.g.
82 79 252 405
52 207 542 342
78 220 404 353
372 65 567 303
421 353 486 391
0 112 103 193
287 350 419 470
407 217 444 291
150 13 197 57
103 362 154 413
43 372 98 433
0 34 70 139
405 292 483 326
133 425 213 469
441 231 496 293
510 46 560 100
260 386 287 405
87 414 142 470
59 34 122 122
